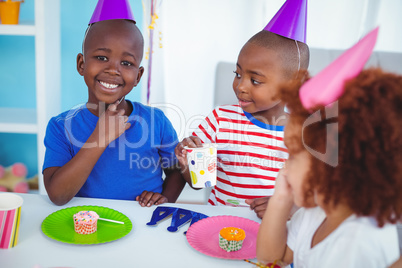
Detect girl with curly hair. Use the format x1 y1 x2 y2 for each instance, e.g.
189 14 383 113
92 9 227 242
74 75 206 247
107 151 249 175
257 28 401 268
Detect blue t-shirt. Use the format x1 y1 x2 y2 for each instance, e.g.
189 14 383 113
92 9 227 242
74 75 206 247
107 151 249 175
43 101 179 200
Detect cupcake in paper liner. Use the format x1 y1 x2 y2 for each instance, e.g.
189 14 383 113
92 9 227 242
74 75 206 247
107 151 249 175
219 227 246 252
73 211 99 234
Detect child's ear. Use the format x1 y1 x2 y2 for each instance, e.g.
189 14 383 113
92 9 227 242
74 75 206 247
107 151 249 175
76 53 85 76
135 66 145 85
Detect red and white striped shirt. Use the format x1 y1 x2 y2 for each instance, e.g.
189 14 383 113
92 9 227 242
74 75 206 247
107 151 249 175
192 105 288 206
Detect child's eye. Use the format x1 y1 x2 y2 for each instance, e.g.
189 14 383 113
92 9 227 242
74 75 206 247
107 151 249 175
121 61 133 66
233 71 241 78
251 79 261 85
96 56 107 61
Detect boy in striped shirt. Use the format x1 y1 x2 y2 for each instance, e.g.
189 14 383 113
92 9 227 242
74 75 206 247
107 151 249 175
175 0 309 218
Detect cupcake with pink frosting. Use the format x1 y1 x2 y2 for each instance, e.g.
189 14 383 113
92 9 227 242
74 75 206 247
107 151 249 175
73 211 99 234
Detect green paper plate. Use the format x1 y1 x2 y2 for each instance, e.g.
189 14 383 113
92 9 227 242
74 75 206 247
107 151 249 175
41 205 132 245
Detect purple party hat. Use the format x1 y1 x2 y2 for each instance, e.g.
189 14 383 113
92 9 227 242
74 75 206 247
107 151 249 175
89 0 135 24
264 0 307 43
299 27 379 110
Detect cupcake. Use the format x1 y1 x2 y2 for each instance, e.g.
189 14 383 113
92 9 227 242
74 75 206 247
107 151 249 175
73 211 99 234
219 227 246 252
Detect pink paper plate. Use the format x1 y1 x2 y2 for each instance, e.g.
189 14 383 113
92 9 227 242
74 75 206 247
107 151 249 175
186 215 260 259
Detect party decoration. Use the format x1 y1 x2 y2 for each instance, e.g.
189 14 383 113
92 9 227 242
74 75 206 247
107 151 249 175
89 0 135 24
147 206 208 234
142 0 163 105
263 0 307 43
299 27 379 110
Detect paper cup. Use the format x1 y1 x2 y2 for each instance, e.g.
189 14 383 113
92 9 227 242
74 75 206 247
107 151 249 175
185 144 217 188
0 193 23 249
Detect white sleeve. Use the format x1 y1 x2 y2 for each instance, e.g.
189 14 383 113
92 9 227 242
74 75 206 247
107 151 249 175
320 224 399 268
321 238 386 268
286 208 305 251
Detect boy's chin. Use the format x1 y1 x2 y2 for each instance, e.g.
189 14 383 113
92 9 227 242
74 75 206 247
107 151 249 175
97 97 123 105
240 106 254 114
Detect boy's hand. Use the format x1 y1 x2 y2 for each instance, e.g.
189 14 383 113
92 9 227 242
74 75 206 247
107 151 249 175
136 191 168 207
174 136 203 167
95 100 131 147
245 197 271 219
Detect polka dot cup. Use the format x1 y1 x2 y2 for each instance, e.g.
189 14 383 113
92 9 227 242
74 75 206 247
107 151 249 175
184 144 217 188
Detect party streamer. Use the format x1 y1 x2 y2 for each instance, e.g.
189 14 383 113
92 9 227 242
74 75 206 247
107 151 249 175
142 0 163 105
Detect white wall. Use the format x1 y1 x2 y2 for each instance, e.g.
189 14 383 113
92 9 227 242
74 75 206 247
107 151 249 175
375 0 402 52
307 0 402 51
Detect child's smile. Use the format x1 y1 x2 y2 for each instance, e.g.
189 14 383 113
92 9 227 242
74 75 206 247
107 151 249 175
96 78 123 95
237 97 253 108
99 80 120 90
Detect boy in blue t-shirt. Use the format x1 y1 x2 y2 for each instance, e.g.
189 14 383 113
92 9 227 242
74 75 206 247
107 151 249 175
43 8 185 206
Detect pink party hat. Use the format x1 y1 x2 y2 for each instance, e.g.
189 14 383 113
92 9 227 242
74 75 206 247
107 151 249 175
89 0 135 24
299 27 379 110
264 0 307 43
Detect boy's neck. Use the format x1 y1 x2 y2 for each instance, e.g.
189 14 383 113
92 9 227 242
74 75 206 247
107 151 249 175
87 100 132 117
250 102 288 126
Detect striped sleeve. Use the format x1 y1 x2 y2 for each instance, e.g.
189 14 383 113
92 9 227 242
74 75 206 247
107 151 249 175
203 105 289 206
192 108 220 143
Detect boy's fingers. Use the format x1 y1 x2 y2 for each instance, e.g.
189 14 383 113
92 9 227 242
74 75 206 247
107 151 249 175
155 196 168 205
248 197 270 210
245 199 253 205
190 136 203 147
245 199 256 209
117 109 125 116
182 137 197 148
175 143 184 154
147 194 161 206
254 203 268 214
108 103 117 112
146 193 165 207
180 136 205 149
137 191 147 201
256 211 265 219
254 196 270 206
135 195 143 203
137 191 151 206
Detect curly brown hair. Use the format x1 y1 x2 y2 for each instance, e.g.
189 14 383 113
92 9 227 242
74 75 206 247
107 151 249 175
280 68 402 227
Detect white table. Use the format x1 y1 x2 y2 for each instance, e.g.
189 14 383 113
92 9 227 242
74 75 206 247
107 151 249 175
0 193 261 268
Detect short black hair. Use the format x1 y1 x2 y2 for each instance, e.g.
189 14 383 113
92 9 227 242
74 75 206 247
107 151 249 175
82 19 144 62
247 30 310 78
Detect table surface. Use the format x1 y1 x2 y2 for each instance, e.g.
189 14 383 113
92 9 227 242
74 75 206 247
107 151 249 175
0 193 261 268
